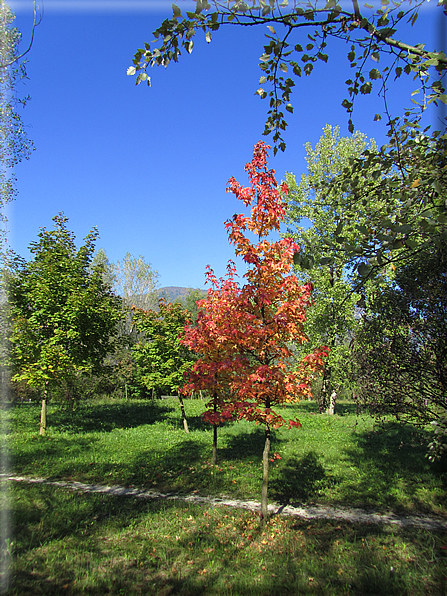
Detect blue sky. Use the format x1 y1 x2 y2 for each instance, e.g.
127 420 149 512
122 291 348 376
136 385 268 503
6 0 445 289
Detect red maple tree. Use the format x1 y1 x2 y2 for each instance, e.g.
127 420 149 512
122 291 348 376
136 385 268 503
182 141 329 517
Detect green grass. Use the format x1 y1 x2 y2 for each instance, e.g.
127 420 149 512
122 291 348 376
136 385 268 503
1 398 446 594
3 398 446 515
2 482 446 595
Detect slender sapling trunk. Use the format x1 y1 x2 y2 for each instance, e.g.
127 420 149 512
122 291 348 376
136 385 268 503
178 392 189 433
212 396 218 464
261 422 271 519
40 383 47 436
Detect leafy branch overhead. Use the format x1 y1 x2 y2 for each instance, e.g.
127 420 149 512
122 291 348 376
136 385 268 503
317 122 447 283
128 0 447 153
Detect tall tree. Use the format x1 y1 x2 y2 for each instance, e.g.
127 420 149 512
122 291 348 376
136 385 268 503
114 252 159 311
284 125 389 412
351 245 447 460
182 141 329 517
0 1 36 248
129 0 446 153
320 122 447 283
7 214 122 434
90 247 117 290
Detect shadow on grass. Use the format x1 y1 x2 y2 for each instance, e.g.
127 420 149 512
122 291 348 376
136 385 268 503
49 400 173 433
220 426 269 460
294 400 358 416
7 435 102 477
270 451 339 505
8 481 445 595
335 402 359 416
338 422 447 513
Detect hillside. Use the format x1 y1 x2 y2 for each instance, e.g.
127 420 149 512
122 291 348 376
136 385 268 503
158 287 203 302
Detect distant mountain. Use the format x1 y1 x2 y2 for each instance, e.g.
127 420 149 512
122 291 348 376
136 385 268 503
158 286 202 302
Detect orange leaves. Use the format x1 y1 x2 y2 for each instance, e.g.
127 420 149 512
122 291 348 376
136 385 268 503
181 141 329 427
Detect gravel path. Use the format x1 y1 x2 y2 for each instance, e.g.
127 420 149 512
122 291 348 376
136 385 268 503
2 474 446 531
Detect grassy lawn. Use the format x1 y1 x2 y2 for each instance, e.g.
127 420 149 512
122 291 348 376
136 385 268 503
1 397 446 594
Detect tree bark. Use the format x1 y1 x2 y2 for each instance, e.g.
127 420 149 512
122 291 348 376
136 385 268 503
327 390 337 416
40 386 47 436
212 424 217 465
261 422 271 520
212 392 218 464
178 392 189 433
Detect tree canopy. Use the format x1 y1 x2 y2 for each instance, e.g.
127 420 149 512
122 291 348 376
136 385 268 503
284 125 380 411
351 245 447 460
315 120 447 284
6 214 123 430
182 141 329 515
129 0 446 153
0 2 36 248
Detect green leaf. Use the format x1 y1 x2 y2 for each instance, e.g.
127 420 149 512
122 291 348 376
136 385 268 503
369 68 382 80
205 31 212 43
404 239 419 249
127 66 136 76
358 263 371 277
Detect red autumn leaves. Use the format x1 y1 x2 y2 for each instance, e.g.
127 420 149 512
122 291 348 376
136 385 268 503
181 141 329 429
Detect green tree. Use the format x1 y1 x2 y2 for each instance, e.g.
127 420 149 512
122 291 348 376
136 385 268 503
351 246 447 460
321 122 447 283
90 247 117 290
7 214 123 434
284 125 391 412
129 0 446 153
177 287 206 324
0 1 36 248
114 252 159 311
131 299 195 432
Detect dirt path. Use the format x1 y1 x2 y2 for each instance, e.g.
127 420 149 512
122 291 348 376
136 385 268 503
2 474 446 531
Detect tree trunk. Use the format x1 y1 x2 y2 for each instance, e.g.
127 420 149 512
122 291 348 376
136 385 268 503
212 424 217 465
211 392 218 464
261 422 271 520
319 374 330 413
178 392 189 433
40 386 47 436
125 383 128 400
327 390 337 416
